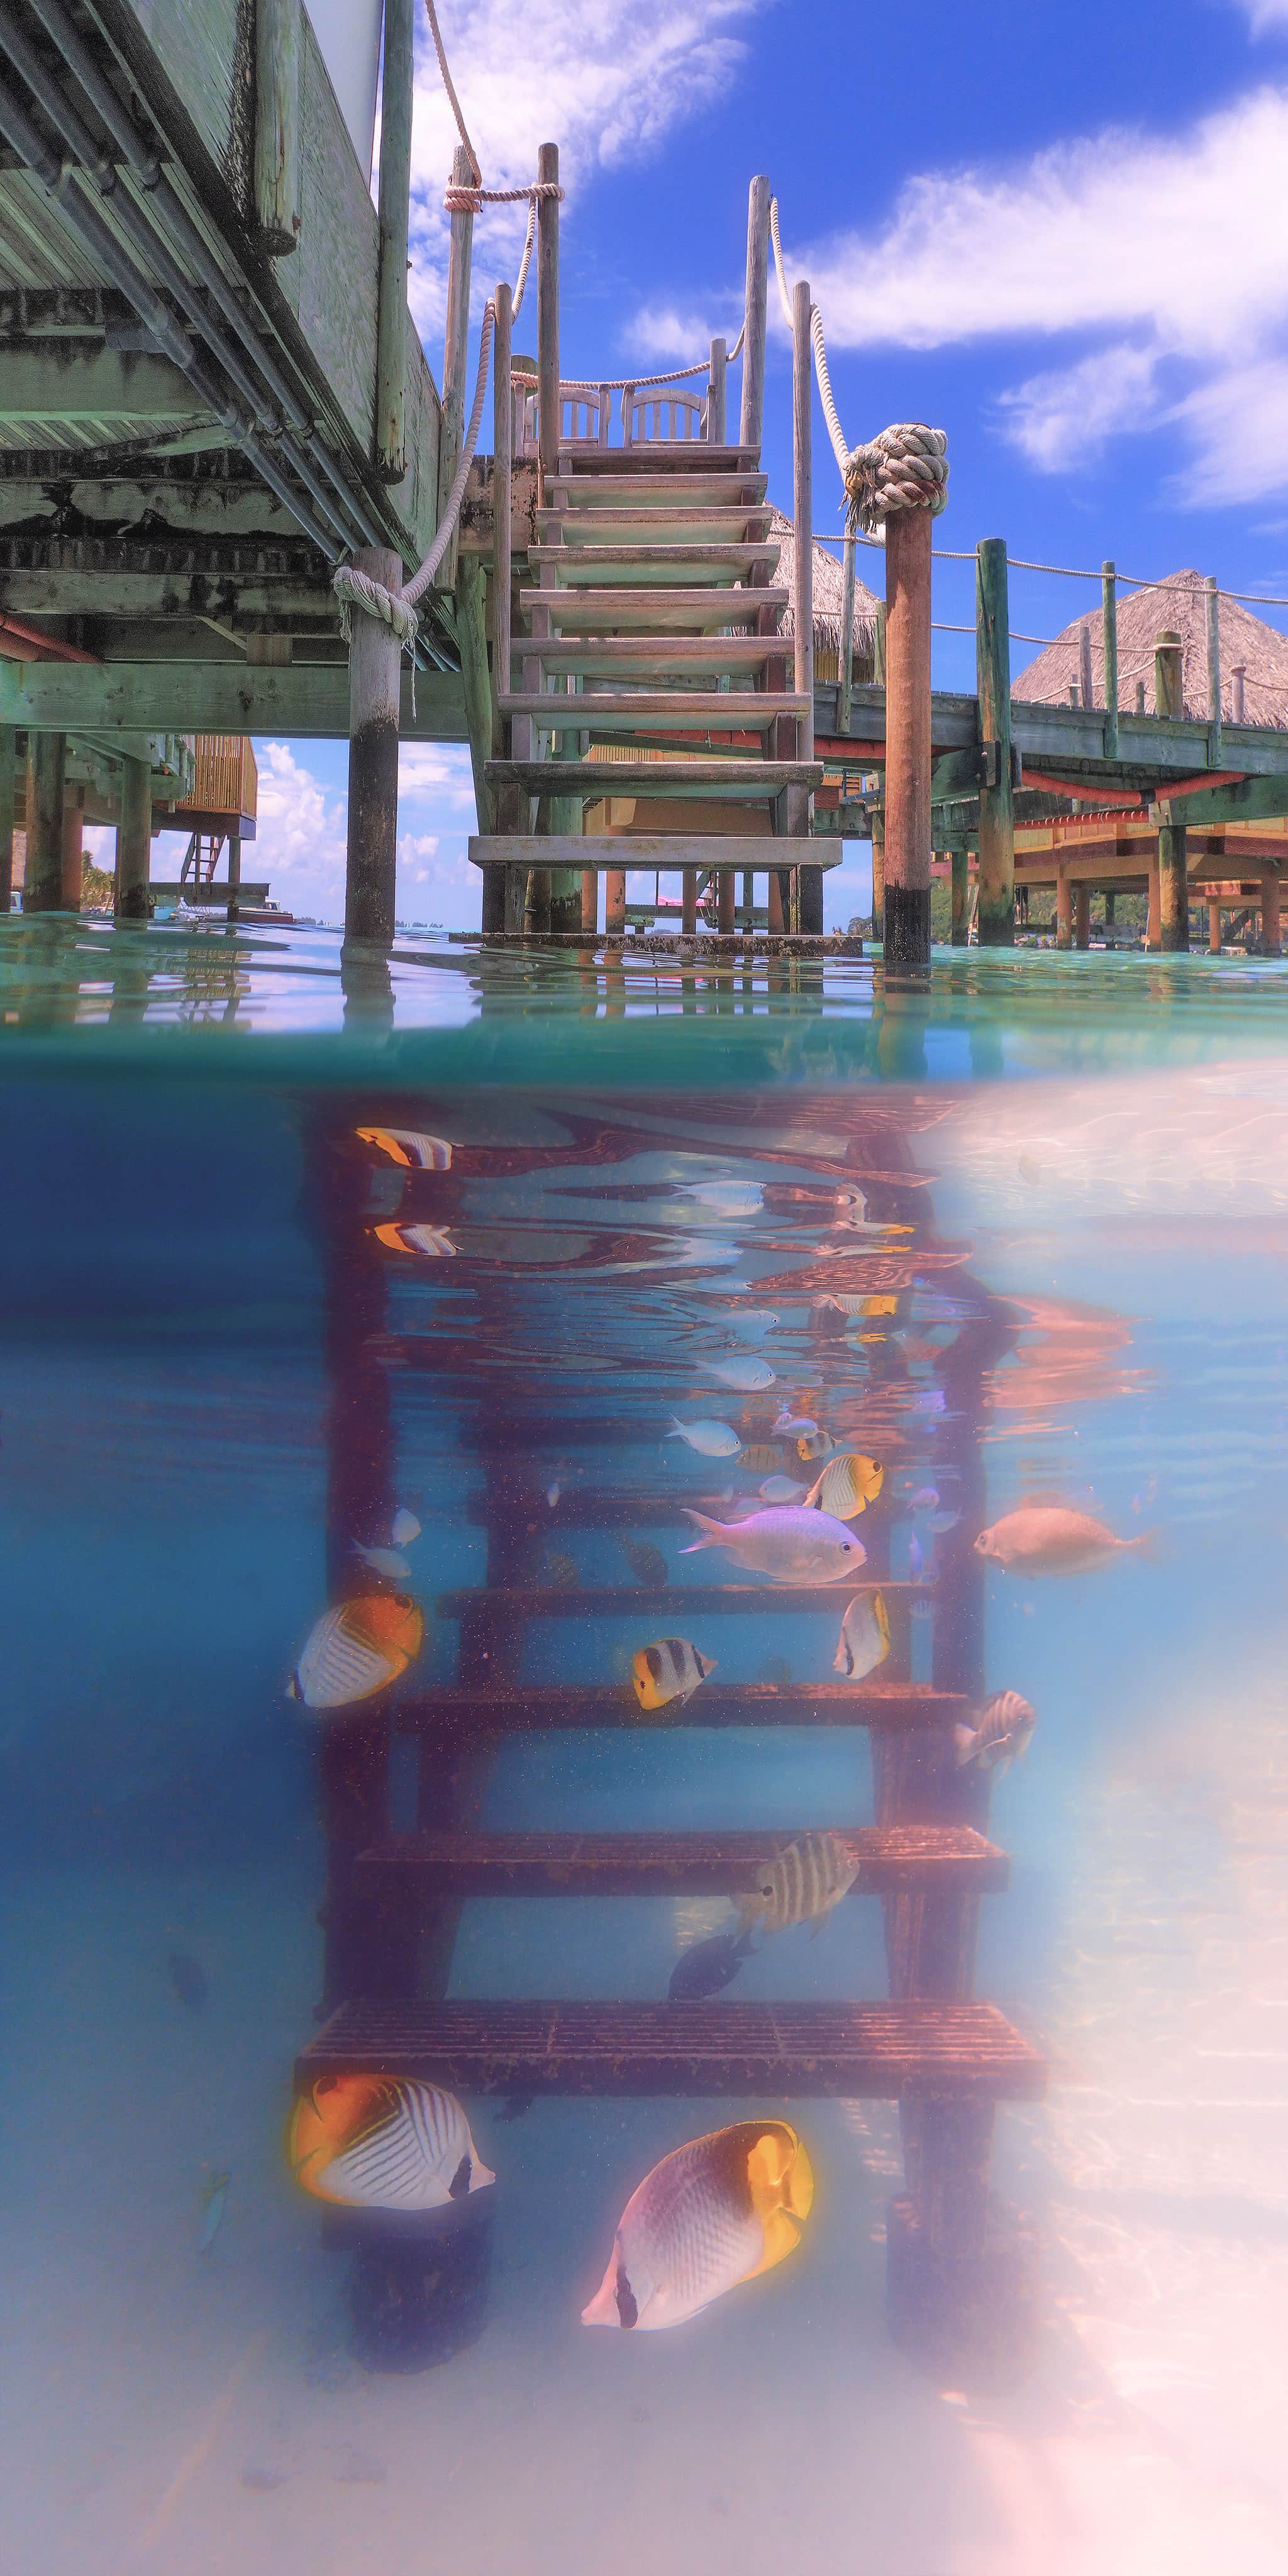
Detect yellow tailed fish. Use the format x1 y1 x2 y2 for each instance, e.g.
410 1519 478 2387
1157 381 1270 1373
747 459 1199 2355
582 2121 813 2330
736 1830 860 1934
632 1637 716 1713
289 2074 493 2210
833 1591 890 1680
796 1430 833 1462
355 1126 452 1170
804 1452 884 1519
289 1594 424 1710
371 1222 457 1257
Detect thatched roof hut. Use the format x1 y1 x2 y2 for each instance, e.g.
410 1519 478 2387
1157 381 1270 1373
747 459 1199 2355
1012 572 1288 728
770 509 880 679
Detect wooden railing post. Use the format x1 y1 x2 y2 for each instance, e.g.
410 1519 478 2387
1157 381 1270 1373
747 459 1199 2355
1101 560 1118 760
838 533 855 733
707 336 726 445
439 143 475 590
345 547 403 944
1206 574 1222 767
790 278 821 936
740 175 770 450
975 538 1014 947
25 731 64 911
536 142 560 487
116 752 151 921
0 724 13 911
254 0 301 256
375 0 414 481
1078 621 1093 712
1231 663 1246 722
1155 628 1188 952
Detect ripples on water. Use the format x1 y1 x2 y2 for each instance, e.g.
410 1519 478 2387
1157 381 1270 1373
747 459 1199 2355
2 919 1287 2575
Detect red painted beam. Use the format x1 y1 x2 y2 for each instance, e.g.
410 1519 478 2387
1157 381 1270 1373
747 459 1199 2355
1023 770 1142 808
0 613 99 664
1154 770 1246 801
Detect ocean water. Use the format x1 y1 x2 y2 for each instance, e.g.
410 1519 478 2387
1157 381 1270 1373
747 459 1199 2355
3 918 1288 2576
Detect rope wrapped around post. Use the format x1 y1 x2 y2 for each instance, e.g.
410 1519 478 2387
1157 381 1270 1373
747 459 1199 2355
843 425 949 535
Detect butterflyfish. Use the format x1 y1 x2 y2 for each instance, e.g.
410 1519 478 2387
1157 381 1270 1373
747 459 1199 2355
355 1126 452 1170
805 1452 884 1518
707 1356 775 1392
953 1689 1036 1776
796 1430 833 1462
632 1638 717 1713
289 2074 493 2211
667 1417 742 1458
371 1222 457 1258
681 1504 864 1585
833 1590 891 1680
736 1831 860 1935
582 2121 813 2331
289 1594 424 1710
974 1506 1155 1576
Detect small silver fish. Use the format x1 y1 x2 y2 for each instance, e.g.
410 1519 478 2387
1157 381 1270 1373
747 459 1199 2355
953 1690 1036 1777
925 1511 960 1535
708 1357 776 1392
772 1410 818 1438
199 2172 230 2251
390 1509 421 1548
911 1486 940 1511
668 1417 742 1458
352 1542 411 1580
758 1475 808 1503
738 1832 860 1934
728 1309 779 1340
681 1504 864 1585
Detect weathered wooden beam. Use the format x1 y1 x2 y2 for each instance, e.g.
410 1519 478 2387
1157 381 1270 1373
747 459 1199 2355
1102 559 1118 760
438 144 475 589
255 0 303 255
537 142 560 485
115 752 151 922
975 538 1014 945
0 348 197 420
375 0 414 480
467 835 838 871
0 724 13 911
0 660 467 740
345 546 402 943
740 176 771 450
454 553 493 835
1206 575 1222 768
25 730 64 910
707 335 726 445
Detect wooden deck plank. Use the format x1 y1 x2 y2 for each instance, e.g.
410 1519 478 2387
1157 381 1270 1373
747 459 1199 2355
468 834 833 872
483 758 824 796
394 1682 961 1735
436 1584 921 1620
514 587 789 632
297 1998 1046 2100
497 692 810 733
355 1824 1009 1901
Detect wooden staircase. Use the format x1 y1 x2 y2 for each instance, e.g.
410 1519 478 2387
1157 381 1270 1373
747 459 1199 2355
298 1101 1045 2372
474 437 836 938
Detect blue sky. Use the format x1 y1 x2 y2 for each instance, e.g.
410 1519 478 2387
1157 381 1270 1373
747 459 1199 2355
216 0 1288 926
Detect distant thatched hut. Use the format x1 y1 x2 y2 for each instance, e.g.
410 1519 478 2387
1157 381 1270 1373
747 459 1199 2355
1013 572 1288 727
769 509 880 684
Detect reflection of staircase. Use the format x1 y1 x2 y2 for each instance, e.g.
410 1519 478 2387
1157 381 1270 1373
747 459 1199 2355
475 439 835 937
298 1105 1046 2374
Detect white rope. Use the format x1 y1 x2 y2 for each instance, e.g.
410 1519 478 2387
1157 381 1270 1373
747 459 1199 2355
331 298 494 648
511 194 536 321
423 0 481 184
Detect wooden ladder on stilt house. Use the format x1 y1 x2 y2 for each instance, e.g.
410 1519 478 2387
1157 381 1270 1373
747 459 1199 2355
298 1106 1046 2373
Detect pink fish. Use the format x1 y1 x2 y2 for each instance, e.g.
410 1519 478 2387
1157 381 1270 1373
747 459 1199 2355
974 1506 1155 1576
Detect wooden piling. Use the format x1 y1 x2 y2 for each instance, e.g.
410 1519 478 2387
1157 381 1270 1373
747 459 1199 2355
1208 896 1221 953
717 867 735 933
116 751 151 920
740 176 771 450
1206 575 1222 765
1262 869 1281 958
228 833 242 921
1102 560 1118 760
1135 679 1146 714
1155 629 1184 721
605 867 626 934
439 144 475 590
1146 853 1161 951
1055 865 1072 950
883 506 933 968
375 0 414 480
60 786 83 910
682 869 697 934
950 847 968 945
483 278 513 935
455 552 494 835
537 143 560 488
1155 631 1187 952
790 279 823 936
975 538 1013 947
707 336 726 445
1231 663 1246 723
838 533 856 734
580 870 597 933
1074 882 1090 950
345 545 403 944
1078 621 1093 713
0 724 13 911
254 0 301 256
25 731 65 911
871 606 886 940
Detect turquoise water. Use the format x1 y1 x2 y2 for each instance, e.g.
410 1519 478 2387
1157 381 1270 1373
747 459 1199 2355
3 918 1287 2576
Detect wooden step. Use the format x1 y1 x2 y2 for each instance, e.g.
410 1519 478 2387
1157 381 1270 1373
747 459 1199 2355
469 833 831 873
546 473 768 507
514 587 788 633
355 1825 1009 1904
498 692 809 736
526 542 780 587
297 1997 1046 2101
536 508 773 543
530 638 786 679
436 1583 917 1621
558 444 761 475
484 758 823 800
394 1683 961 1735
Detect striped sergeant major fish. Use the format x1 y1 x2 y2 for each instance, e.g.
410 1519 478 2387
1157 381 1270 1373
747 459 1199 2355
632 1638 717 1713
736 1830 860 1935
953 1689 1036 1777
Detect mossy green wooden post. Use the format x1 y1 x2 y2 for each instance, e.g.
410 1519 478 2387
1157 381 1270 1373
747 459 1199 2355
455 553 493 837
1155 630 1188 952
0 726 14 910
950 847 968 945
975 538 1014 947
116 752 151 921
375 0 414 482
345 547 403 945
439 145 475 594
255 0 302 257
1101 561 1118 762
25 731 64 911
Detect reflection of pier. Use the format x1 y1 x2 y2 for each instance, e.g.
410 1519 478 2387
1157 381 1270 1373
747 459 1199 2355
297 1092 1046 2371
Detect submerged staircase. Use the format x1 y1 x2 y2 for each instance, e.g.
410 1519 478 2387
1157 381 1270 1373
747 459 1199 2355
473 434 838 940
298 1104 1045 2373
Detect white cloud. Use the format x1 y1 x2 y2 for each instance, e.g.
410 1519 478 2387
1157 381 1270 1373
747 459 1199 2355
256 741 347 887
398 744 477 805
405 0 759 336
631 302 744 363
1166 360 1288 505
997 344 1161 470
1234 1 1288 29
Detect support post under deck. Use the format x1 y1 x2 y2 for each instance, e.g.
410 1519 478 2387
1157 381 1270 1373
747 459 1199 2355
882 509 933 969
975 538 1014 947
116 752 151 922
0 724 13 911
25 731 65 911
345 546 402 945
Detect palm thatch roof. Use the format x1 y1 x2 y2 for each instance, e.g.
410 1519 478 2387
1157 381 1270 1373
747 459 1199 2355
770 509 879 663
1012 572 1288 728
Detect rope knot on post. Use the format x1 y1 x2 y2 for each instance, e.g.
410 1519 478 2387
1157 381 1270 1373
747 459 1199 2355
844 425 949 536
332 564 419 650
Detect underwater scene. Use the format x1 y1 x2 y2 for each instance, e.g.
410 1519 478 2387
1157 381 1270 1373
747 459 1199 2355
3 925 1288 2576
